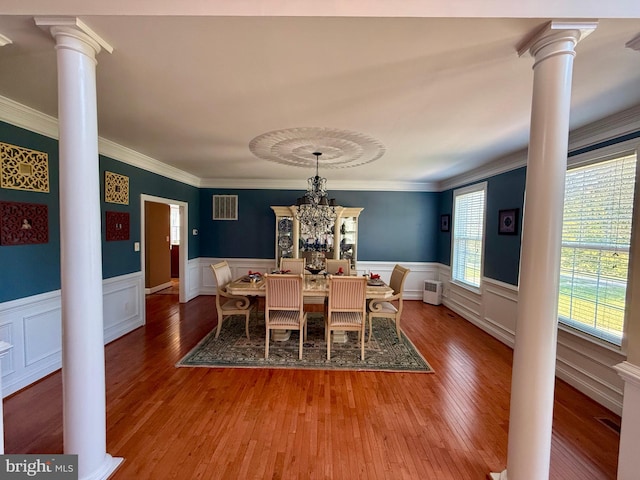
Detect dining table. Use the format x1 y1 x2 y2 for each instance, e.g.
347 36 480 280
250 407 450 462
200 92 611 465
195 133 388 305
227 273 394 342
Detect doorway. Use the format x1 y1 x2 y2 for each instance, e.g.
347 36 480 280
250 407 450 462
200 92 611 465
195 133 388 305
140 194 189 304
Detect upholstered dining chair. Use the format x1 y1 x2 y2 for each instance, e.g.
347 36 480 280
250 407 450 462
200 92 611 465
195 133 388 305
368 264 410 342
325 275 368 361
279 257 306 274
210 261 255 340
264 273 307 359
325 258 351 275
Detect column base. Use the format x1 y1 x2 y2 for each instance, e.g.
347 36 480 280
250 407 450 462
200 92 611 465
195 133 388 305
81 454 123 480
332 330 349 343
488 470 507 480
272 330 291 341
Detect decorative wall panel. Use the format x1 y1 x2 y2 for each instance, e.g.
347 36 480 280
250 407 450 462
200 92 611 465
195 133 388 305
0 201 48 245
105 171 129 205
0 142 49 192
106 211 130 241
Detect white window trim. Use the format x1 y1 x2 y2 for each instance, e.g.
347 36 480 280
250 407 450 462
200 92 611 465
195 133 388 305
451 181 487 293
558 141 639 353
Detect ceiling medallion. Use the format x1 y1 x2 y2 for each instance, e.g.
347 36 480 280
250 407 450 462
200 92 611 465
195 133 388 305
248 127 385 169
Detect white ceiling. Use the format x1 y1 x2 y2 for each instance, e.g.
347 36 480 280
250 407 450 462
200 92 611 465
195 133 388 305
0 2 639 191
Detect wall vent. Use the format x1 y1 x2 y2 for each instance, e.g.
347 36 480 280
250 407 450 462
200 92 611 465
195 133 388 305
213 195 238 220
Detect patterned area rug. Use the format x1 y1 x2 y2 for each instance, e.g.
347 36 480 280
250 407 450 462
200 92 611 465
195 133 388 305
177 313 434 373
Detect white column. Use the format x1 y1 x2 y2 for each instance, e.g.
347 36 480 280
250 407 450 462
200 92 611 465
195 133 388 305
491 21 597 480
0 341 13 454
615 33 640 478
35 17 122 480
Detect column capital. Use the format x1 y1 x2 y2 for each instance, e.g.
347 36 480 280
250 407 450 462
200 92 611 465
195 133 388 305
517 20 598 59
34 17 113 57
627 32 640 52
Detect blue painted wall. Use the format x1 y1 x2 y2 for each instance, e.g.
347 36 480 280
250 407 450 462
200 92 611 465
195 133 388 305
484 168 526 285
0 123 61 302
100 156 200 279
0 121 200 302
438 167 527 286
336 190 439 262
199 189 440 262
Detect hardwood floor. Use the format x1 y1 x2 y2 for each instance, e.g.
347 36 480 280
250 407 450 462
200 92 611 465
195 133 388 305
4 294 620 479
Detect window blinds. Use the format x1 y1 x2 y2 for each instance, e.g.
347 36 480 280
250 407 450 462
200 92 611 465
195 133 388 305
452 185 486 289
558 153 637 345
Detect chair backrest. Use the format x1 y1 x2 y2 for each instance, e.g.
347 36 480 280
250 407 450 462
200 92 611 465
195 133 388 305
325 259 351 275
280 257 306 274
327 275 367 312
265 274 304 311
211 261 233 290
389 264 410 296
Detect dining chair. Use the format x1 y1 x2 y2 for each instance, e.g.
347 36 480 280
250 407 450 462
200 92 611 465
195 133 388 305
279 257 306 274
325 275 368 360
210 261 255 340
264 273 308 359
325 258 351 275
368 264 410 341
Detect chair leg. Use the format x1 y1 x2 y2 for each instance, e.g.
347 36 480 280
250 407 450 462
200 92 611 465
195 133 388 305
215 315 223 338
327 328 331 360
299 327 303 360
361 326 365 361
265 327 270 359
367 315 372 343
395 317 401 341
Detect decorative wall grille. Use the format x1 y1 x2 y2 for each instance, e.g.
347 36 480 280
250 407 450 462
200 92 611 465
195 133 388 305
105 171 129 205
0 142 49 193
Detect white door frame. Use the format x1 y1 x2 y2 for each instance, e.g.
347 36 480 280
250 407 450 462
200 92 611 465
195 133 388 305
140 194 189 306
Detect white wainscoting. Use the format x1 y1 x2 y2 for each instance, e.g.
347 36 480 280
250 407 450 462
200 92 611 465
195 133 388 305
195 258 281 294
0 272 144 398
437 264 626 414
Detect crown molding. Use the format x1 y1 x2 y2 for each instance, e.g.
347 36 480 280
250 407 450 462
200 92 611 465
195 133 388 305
439 149 528 191
2 94 638 194
98 138 201 187
438 103 640 191
199 177 438 192
568 103 640 150
0 95 200 187
0 95 59 139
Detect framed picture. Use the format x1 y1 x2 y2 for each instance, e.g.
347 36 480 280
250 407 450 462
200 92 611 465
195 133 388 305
440 214 450 232
498 208 519 235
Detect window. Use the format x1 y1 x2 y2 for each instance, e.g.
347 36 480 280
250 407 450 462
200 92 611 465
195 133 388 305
451 182 487 289
170 204 180 246
558 152 637 346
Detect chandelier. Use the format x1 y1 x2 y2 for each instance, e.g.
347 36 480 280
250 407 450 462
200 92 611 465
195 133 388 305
295 152 337 239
